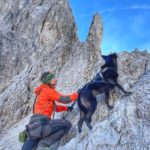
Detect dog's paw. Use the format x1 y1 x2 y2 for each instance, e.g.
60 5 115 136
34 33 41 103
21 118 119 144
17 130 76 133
87 124 93 130
108 105 114 110
125 92 132 96
128 92 132 95
78 129 82 133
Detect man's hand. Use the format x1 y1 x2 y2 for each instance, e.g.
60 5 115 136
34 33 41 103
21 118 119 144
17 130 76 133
67 106 73 112
77 88 82 94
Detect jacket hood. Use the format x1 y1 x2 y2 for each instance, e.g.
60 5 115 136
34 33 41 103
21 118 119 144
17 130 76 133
34 83 50 95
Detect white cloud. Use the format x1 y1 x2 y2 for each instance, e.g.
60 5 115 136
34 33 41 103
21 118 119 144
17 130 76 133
78 5 150 18
101 5 150 14
125 5 150 10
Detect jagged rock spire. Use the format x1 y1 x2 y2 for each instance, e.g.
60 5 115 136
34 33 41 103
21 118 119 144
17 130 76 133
87 13 103 52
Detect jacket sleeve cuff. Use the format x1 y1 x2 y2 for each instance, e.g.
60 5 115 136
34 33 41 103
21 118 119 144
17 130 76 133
70 92 78 102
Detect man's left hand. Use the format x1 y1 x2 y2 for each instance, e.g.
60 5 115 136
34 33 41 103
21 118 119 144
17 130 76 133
67 106 73 112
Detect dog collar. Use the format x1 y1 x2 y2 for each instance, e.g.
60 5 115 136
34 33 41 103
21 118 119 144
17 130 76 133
101 67 109 73
99 72 104 79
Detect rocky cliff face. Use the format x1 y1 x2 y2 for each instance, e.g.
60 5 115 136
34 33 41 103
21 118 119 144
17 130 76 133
0 0 78 132
0 0 150 150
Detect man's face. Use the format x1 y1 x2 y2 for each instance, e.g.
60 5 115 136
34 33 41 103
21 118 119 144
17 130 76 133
49 78 57 88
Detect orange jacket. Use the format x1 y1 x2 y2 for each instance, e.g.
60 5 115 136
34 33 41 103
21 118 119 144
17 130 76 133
34 83 78 119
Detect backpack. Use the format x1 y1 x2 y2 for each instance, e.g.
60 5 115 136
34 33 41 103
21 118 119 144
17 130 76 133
19 130 27 143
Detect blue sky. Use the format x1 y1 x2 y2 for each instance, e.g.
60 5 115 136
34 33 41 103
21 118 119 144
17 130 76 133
69 0 150 54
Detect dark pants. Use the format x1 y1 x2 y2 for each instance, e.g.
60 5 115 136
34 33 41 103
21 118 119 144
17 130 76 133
21 139 39 150
21 115 71 150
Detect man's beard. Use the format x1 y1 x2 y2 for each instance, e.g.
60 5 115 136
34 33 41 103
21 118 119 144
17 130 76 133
50 84 56 89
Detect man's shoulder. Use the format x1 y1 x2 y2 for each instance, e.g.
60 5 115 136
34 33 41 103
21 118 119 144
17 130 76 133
43 86 57 93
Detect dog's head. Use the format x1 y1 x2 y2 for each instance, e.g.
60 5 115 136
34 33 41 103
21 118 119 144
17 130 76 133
101 53 117 67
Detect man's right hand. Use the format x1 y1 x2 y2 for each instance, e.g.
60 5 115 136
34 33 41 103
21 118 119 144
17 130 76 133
70 92 78 102
77 89 82 94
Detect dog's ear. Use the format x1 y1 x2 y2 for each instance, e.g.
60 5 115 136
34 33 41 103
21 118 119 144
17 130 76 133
101 55 107 60
110 53 117 59
113 53 117 59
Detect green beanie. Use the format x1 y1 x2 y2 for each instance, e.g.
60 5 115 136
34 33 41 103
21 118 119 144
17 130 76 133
43 73 55 84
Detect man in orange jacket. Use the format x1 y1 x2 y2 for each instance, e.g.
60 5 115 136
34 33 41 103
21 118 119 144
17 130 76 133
21 72 78 150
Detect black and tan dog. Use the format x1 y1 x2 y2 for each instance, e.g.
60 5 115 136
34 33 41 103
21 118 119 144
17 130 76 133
77 53 132 133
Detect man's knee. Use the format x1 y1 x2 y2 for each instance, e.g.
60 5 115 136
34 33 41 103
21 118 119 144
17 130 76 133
64 120 72 131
